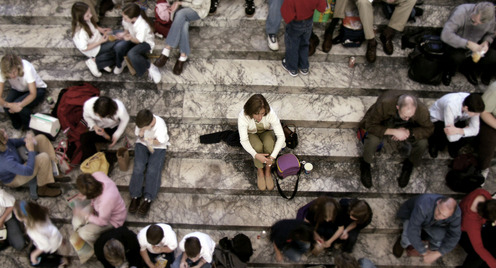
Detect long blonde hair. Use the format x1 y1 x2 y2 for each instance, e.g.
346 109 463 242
1 54 24 79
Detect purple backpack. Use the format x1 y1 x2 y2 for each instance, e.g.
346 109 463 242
274 154 301 200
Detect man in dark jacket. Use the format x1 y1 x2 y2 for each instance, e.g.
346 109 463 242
393 194 461 264
358 92 434 188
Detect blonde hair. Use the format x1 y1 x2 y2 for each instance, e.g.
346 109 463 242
1 54 24 79
103 239 126 267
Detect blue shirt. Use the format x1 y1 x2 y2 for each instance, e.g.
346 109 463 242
0 138 36 184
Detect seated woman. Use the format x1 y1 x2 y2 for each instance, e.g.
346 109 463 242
335 198 373 253
72 172 127 247
154 0 210 75
237 94 285 191
94 226 143 268
458 188 496 268
71 1 119 77
81 96 129 162
0 130 68 198
13 201 69 267
296 196 344 254
0 54 47 130
270 219 314 262
0 188 25 251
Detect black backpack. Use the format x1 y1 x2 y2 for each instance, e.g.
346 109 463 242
213 234 253 268
445 154 485 193
407 35 445 85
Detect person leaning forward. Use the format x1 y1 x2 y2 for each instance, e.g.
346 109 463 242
358 92 434 188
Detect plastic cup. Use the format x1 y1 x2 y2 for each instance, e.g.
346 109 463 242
304 163 313 174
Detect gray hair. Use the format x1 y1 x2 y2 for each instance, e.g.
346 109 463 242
397 94 418 109
474 2 495 24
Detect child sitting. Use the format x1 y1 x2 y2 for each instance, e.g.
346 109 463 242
171 232 216 268
138 223 177 268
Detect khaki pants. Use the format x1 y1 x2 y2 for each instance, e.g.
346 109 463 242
249 131 276 169
72 205 112 247
6 135 56 188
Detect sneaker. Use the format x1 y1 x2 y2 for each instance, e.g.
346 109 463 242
482 168 490 179
282 59 298 77
299 68 309 75
148 64 162 84
85 59 102 77
103 66 112 72
267 34 279 51
209 0 219 14
113 60 127 75
128 197 141 214
137 199 151 217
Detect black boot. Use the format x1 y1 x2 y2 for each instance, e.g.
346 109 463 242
360 158 372 188
309 32 320 56
397 159 413 188
245 0 255 16
322 18 339 53
209 0 219 14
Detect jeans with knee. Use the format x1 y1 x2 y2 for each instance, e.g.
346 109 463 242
283 240 311 262
129 143 166 201
5 216 25 250
400 220 446 251
95 41 117 70
113 41 151 76
171 253 211 268
5 88 46 130
284 18 313 72
265 0 283 35
165 7 201 56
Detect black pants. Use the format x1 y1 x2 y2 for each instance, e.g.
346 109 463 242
443 45 496 76
80 127 117 161
428 121 473 157
335 228 361 253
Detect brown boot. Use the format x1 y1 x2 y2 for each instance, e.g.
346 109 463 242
173 59 186 75
154 54 169 68
309 32 320 57
322 33 333 53
37 186 62 197
380 26 396 55
366 39 377 63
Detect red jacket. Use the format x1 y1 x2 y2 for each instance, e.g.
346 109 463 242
281 0 326 24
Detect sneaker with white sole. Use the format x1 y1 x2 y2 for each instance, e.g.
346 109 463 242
103 66 112 72
299 68 309 75
282 58 298 77
113 60 127 75
85 59 102 77
268 34 279 51
148 64 161 84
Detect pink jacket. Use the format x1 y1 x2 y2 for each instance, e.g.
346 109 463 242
88 172 127 227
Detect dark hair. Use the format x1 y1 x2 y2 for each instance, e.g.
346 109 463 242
103 239 126 267
288 222 314 246
184 237 202 258
243 94 271 118
122 3 154 31
1 54 24 79
334 252 360 268
477 199 496 222
146 224 164 246
463 93 485 113
76 173 103 199
71 2 97 38
13 200 49 229
136 109 154 128
94 96 118 118
309 196 340 229
348 199 372 225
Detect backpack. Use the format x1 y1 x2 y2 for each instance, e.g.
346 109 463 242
154 0 172 38
214 234 253 268
337 9 364 47
445 153 485 193
52 83 100 164
407 35 445 85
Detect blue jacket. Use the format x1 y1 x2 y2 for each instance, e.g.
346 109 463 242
0 138 36 184
397 194 461 255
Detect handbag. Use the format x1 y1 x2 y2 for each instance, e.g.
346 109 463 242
282 123 298 149
272 154 301 200
55 140 75 174
80 152 109 175
313 0 335 23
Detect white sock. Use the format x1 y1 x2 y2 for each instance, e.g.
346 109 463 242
179 56 188 62
162 48 170 57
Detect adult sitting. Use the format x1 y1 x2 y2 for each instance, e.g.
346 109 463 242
94 226 143 268
458 188 496 268
0 130 67 198
358 92 434 188
72 172 127 247
335 198 372 253
477 82 496 179
441 2 496 86
393 194 461 264
238 94 285 191
137 223 177 268
81 96 129 162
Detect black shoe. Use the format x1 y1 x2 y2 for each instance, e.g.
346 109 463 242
442 72 452 86
137 199 151 217
397 160 413 188
448 145 459 158
481 73 491 86
209 0 219 14
462 70 478 85
366 39 377 63
245 0 255 16
360 158 372 188
173 59 186 75
428 145 438 158
393 235 404 258
129 197 141 214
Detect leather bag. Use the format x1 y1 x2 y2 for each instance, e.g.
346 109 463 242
282 123 298 149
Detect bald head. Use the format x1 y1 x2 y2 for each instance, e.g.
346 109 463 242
434 197 457 221
396 95 418 121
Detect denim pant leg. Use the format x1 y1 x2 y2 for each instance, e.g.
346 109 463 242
423 225 446 251
95 41 117 70
127 42 151 77
283 240 310 262
284 19 313 71
358 258 377 268
265 0 283 35
144 148 166 201
129 143 150 199
5 216 25 250
400 220 411 248
298 21 312 70
4 89 24 129
114 40 134 68
165 8 201 56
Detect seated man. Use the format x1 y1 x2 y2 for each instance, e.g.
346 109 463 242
441 2 496 86
428 92 484 158
478 82 496 178
393 194 461 265
138 223 177 268
358 92 433 188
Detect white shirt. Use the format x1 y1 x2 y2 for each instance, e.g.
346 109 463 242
26 219 63 253
178 232 215 263
137 224 177 253
83 97 130 142
122 15 155 52
0 60 47 92
237 108 286 158
429 92 480 142
0 189 15 222
135 115 170 149
73 22 103 58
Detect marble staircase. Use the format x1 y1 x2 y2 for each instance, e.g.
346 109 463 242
0 0 494 267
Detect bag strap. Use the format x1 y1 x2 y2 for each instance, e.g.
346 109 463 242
273 169 300 200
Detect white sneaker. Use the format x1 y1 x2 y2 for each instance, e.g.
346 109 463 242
103 66 112 72
113 60 127 75
267 34 279 51
85 59 102 77
148 64 161 84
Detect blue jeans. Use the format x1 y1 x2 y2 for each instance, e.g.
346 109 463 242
113 41 151 77
165 7 201 56
5 88 46 130
129 143 166 201
283 240 310 262
5 216 25 250
284 18 313 72
400 220 445 251
171 253 211 268
265 0 283 35
358 258 377 268
95 41 117 70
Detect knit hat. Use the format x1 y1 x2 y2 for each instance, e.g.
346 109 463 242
474 2 495 24
0 130 6 152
